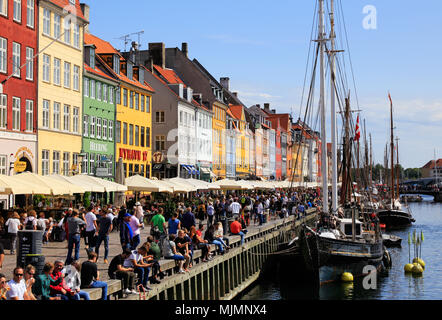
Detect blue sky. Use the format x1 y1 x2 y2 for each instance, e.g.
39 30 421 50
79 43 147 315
87 0 442 168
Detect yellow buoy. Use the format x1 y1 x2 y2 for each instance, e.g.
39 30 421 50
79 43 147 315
411 263 424 275
404 263 414 273
341 272 354 282
412 258 426 268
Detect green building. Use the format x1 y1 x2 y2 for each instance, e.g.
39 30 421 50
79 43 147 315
81 43 119 179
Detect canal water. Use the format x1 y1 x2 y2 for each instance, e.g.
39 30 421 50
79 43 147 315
240 195 442 300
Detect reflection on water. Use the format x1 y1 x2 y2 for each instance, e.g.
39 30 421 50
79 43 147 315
241 195 442 300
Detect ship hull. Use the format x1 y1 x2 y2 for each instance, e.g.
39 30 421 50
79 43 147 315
377 210 415 229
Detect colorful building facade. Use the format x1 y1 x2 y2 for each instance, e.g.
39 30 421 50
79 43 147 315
37 0 87 176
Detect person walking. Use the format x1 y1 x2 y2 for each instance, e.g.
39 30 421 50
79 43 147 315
95 209 113 264
181 207 196 232
150 208 167 242
206 201 215 228
129 212 143 250
120 213 134 251
65 209 86 265
84 206 98 252
5 212 21 254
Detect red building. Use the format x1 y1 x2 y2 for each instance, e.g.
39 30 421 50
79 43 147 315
0 0 38 179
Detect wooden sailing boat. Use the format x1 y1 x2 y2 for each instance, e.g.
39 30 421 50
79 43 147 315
298 0 388 286
376 94 415 229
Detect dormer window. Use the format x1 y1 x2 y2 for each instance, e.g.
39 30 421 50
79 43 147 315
113 55 120 74
127 61 133 80
89 47 95 69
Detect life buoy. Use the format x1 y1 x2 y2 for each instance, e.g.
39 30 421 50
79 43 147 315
382 248 392 268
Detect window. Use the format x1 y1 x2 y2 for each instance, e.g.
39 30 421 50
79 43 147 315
90 116 95 137
81 153 88 174
53 13 60 39
0 0 7 17
123 122 127 144
42 100 49 128
146 95 150 113
90 80 95 99
146 127 150 147
73 24 80 48
63 104 70 132
96 117 101 139
84 78 89 97
83 115 88 137
63 62 70 88
12 97 20 130
53 102 60 130
64 17 71 44
42 8 50 35
26 0 34 28
96 82 101 101
129 91 134 108
13 0 21 22
135 93 139 110
129 124 133 145
115 121 121 143
53 151 60 174
0 94 6 129
140 95 144 112
113 55 120 74
102 84 107 102
42 54 50 82
102 119 107 140
12 42 20 77
156 111 165 123
140 126 145 147
123 89 128 106
25 100 33 131
0 155 6 175
155 135 165 151
63 152 69 176
116 87 120 104
53 58 61 85
0 37 6 73
109 87 114 104
89 47 95 69
73 65 79 91
42 150 49 175
135 125 139 146
108 120 113 141
25 47 34 80
72 153 78 173
89 153 94 175
73 107 79 133
180 111 183 125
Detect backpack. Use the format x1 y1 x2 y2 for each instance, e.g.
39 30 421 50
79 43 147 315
25 218 34 230
37 219 46 231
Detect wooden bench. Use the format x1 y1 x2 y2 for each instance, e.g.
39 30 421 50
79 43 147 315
82 279 123 300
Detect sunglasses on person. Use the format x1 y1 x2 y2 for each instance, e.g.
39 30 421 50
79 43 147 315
15 273 23 277
27 272 35 276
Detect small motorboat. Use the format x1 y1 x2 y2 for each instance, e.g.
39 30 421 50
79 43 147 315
382 233 402 247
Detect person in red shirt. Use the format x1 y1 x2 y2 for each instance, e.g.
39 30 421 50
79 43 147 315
50 260 76 300
230 217 247 245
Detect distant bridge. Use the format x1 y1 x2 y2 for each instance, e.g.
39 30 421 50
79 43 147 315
400 189 442 202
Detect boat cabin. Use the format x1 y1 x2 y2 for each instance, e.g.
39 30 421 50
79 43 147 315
339 218 362 238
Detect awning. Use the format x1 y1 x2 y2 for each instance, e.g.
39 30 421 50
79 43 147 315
162 178 198 193
200 168 210 174
125 175 173 193
13 172 86 195
0 174 51 195
68 174 127 192
181 165 192 174
209 170 217 178
51 174 105 193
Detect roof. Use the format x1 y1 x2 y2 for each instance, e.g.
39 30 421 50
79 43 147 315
46 0 87 21
84 63 117 83
423 159 442 169
153 65 187 87
228 105 244 121
84 34 154 93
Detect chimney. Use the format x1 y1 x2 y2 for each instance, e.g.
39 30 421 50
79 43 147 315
220 77 230 91
232 92 238 98
271 109 276 114
182 43 188 58
80 3 90 34
148 43 165 69
264 103 270 112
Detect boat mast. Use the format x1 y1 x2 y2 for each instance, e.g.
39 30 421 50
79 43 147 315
396 137 400 199
329 0 338 215
389 94 395 205
319 0 329 213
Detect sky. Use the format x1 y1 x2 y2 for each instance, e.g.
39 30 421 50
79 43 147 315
86 0 442 168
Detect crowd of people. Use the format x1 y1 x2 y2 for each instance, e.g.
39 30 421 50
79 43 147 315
0 188 321 300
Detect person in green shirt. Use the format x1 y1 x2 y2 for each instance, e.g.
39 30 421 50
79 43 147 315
33 263 62 300
150 208 167 241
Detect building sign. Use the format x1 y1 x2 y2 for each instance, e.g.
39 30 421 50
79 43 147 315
119 148 148 162
15 147 34 159
90 141 108 153
14 161 27 173
153 152 164 164
95 167 110 177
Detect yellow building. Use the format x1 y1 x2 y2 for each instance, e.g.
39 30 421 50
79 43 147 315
84 34 154 178
37 0 88 175
212 101 227 179
229 105 250 178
